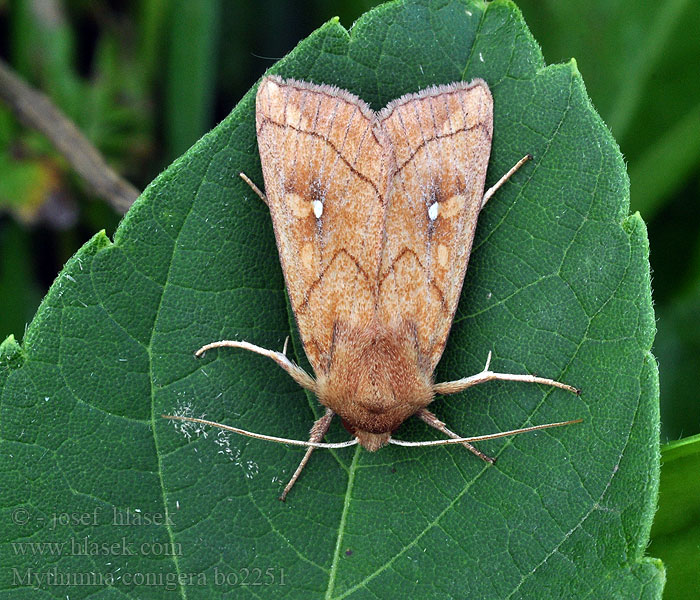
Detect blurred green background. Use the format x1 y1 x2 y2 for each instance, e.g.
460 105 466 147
1 0 698 597
2 0 697 444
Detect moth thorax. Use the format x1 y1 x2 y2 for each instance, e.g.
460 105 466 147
316 321 434 451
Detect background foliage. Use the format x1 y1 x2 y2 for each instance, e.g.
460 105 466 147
0 0 696 597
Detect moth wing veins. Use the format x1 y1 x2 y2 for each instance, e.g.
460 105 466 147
255 75 388 377
377 80 493 375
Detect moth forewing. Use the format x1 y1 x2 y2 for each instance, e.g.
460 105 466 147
376 79 493 374
255 76 388 376
170 75 580 499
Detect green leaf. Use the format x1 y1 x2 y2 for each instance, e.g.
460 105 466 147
515 0 700 219
1 0 662 597
649 436 700 600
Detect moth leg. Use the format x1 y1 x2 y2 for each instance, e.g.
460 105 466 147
195 339 317 393
279 408 334 501
481 154 532 209
239 172 268 206
416 408 495 463
433 352 580 396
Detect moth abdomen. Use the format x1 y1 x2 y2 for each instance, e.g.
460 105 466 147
316 320 434 450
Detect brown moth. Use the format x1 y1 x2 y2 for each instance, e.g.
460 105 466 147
166 76 580 500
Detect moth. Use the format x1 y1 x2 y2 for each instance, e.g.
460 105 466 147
167 76 580 500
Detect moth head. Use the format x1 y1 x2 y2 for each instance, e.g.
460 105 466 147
316 321 434 451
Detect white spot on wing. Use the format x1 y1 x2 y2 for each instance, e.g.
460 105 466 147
428 202 439 221
312 200 323 219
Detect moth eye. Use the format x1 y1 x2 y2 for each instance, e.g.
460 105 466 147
428 201 439 221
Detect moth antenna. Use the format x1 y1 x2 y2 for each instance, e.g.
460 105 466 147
389 418 583 447
239 172 268 206
432 352 580 396
195 339 317 392
481 153 532 209
162 414 354 449
282 335 290 356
